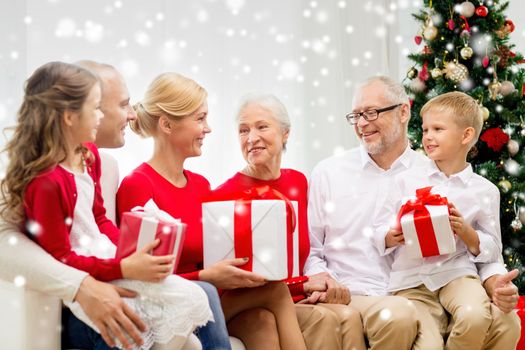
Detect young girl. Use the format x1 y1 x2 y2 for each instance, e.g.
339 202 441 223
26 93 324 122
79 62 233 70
0 62 212 350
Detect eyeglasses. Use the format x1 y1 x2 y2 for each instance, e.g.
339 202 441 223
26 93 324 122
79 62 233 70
345 104 402 125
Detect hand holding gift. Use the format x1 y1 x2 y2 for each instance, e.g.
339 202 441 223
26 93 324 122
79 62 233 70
116 199 186 279
448 202 480 256
120 239 175 282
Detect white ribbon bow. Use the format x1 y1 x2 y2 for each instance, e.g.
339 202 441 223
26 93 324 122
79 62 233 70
131 199 181 224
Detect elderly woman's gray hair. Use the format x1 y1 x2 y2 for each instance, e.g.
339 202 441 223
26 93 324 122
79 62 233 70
236 93 291 133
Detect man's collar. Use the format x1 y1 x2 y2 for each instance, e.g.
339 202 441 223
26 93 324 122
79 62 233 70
359 143 414 170
427 161 474 185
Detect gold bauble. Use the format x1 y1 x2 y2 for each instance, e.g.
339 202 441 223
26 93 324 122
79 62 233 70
488 80 501 100
498 179 512 193
480 106 490 121
460 46 473 60
423 25 438 41
407 67 418 79
444 61 469 83
430 67 443 79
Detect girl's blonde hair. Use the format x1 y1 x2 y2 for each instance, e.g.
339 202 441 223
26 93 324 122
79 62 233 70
131 72 207 137
0 61 98 224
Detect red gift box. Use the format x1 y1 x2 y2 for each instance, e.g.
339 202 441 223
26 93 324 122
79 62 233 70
396 186 456 258
116 200 186 273
516 296 525 350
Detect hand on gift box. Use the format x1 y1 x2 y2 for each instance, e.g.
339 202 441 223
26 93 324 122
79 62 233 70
485 269 520 313
120 239 176 282
385 228 405 248
448 203 480 256
199 257 267 289
301 272 351 305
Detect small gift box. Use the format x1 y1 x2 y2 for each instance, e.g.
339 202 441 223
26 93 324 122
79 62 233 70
202 186 297 280
116 199 186 273
397 186 456 258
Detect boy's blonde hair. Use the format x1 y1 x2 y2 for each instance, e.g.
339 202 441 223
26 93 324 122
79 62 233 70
420 91 483 149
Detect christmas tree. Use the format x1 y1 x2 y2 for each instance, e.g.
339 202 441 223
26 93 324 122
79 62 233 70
405 0 525 291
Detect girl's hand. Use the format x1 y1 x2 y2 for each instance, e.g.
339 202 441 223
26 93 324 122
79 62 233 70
120 239 175 282
385 228 404 248
199 258 267 289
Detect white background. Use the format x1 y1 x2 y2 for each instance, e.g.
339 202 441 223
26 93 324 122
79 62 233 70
1 0 524 187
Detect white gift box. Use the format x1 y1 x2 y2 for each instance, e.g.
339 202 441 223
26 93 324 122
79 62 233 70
400 204 456 259
202 199 299 280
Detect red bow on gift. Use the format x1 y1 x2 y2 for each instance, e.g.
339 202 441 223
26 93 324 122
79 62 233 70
205 186 296 277
396 186 449 257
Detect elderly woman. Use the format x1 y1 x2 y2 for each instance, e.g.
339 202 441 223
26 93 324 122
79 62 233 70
117 74 306 350
214 94 366 350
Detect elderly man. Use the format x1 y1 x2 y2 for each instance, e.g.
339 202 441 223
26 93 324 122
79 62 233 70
305 75 521 349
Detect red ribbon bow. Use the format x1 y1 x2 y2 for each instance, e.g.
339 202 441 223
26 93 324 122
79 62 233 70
396 186 449 257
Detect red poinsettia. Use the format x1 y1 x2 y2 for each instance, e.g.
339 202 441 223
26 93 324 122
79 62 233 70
480 127 510 152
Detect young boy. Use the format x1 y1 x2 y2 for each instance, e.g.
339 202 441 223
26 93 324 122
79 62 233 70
373 91 502 349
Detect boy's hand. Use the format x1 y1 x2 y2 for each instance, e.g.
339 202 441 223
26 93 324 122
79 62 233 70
385 228 404 248
121 239 175 282
448 203 480 255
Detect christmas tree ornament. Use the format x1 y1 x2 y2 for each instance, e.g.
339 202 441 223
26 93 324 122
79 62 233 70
423 22 438 41
500 81 516 96
460 29 471 39
511 199 523 231
460 45 473 59
488 79 501 100
520 207 525 225
414 35 423 45
480 127 509 151
419 62 429 81
498 179 512 193
475 6 488 17
459 1 476 17
494 45 512 68
444 61 469 83
507 139 519 156
422 46 432 55
407 67 418 79
482 56 490 68
410 78 426 93
505 19 515 33
431 67 443 79
447 18 455 30
505 159 521 176
481 106 490 121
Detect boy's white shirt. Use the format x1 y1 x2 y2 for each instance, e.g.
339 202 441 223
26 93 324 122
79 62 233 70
373 161 503 292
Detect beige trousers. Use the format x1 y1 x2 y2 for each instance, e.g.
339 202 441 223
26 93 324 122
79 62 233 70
295 303 366 350
395 275 519 350
349 295 419 350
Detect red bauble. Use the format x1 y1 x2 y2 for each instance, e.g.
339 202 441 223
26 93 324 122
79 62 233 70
414 35 422 45
475 6 488 17
482 55 490 68
447 19 455 30
505 19 515 33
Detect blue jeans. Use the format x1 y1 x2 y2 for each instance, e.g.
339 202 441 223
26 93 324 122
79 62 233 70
193 280 232 350
64 281 231 350
65 308 117 350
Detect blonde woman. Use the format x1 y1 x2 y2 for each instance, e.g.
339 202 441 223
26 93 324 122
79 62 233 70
117 73 306 350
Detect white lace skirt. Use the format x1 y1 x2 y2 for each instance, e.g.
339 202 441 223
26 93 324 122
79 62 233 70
66 275 213 350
